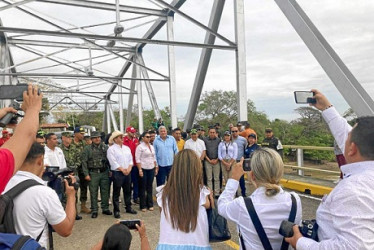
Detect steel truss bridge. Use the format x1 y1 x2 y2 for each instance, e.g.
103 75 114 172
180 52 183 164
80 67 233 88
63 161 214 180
0 0 373 134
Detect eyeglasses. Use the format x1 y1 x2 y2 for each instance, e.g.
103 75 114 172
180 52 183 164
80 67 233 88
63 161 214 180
144 136 151 138
231 130 238 133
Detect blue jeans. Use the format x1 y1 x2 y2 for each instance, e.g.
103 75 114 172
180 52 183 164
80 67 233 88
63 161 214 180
156 165 172 187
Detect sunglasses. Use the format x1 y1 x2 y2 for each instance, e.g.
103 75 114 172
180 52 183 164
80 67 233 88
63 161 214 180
144 136 151 138
231 130 238 132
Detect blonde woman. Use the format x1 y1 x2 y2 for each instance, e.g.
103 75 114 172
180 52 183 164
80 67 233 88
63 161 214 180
156 149 212 250
218 148 302 249
218 131 238 186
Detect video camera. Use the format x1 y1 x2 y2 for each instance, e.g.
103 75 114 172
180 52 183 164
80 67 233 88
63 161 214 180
43 166 80 198
0 84 40 127
279 219 319 241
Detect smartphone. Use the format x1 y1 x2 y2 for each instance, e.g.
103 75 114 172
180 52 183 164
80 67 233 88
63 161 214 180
294 91 316 104
120 220 141 230
243 159 251 171
0 84 28 101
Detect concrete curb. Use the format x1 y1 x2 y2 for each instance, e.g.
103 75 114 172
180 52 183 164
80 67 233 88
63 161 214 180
280 178 333 196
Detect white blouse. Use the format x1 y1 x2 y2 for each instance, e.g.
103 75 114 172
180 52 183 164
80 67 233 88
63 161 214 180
135 142 156 170
218 179 302 250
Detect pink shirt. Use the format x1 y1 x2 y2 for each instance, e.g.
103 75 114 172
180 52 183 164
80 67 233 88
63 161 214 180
135 142 156 170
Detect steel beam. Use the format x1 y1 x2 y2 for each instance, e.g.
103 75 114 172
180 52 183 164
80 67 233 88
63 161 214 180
109 105 119 131
110 0 186 98
42 90 132 95
184 0 225 130
8 38 135 52
153 0 235 46
0 27 235 51
35 0 166 17
0 0 35 12
137 54 162 120
118 80 124 133
167 15 177 128
0 72 167 82
234 0 248 122
126 64 137 127
275 0 374 116
106 101 111 133
136 60 144 134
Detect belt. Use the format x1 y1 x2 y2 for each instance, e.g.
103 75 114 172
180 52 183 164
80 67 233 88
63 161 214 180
89 168 107 173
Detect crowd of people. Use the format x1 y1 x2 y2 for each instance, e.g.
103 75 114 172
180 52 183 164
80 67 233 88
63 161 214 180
1 84 374 249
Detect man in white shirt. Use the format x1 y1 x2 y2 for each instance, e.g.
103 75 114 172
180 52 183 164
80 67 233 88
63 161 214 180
3 143 76 249
184 129 206 160
286 89 374 249
107 131 137 218
44 133 67 171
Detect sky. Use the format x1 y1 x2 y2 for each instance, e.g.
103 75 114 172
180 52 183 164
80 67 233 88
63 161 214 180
1 0 374 122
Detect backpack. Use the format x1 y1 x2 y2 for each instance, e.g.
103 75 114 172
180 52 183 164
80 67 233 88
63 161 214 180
0 179 45 250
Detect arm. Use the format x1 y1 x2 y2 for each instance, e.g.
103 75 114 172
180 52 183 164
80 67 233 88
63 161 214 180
107 147 121 170
135 221 151 250
311 89 352 152
218 143 223 161
135 146 143 177
200 150 206 161
52 179 76 237
2 84 42 174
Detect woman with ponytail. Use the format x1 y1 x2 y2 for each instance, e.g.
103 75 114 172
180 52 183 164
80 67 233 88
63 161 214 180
218 148 302 249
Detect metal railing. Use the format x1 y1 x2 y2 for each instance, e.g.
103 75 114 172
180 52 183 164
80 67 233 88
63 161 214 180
283 145 341 177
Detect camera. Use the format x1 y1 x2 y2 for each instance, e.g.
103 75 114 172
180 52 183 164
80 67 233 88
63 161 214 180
279 219 319 241
120 220 141 230
43 166 80 200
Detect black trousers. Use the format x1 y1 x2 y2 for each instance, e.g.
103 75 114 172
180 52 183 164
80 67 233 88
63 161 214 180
112 171 132 212
139 168 155 209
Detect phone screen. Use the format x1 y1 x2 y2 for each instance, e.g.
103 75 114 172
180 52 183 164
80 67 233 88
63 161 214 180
120 220 141 230
294 91 316 104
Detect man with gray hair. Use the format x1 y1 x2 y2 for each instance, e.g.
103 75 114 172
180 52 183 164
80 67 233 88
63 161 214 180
153 126 178 186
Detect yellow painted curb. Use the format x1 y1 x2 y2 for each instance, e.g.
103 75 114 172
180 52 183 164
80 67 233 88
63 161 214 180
224 240 240 249
280 179 333 196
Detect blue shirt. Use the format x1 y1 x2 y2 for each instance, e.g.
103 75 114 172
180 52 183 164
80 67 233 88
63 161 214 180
232 136 247 160
245 143 260 158
153 135 178 167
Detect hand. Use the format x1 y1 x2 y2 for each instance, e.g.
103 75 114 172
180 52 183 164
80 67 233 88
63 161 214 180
231 157 244 181
285 225 303 249
109 171 112 178
0 107 17 119
122 168 128 176
64 177 76 197
154 166 159 176
310 89 332 111
139 169 144 178
212 159 218 165
208 188 214 209
21 84 43 113
135 221 147 239
85 175 91 181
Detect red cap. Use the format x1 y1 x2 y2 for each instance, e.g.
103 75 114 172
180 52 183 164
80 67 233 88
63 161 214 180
126 126 136 133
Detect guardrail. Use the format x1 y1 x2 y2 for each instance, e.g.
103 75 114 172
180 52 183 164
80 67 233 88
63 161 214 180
283 145 340 177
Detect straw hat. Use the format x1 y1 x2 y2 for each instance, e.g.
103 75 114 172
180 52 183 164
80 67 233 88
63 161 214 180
109 130 123 144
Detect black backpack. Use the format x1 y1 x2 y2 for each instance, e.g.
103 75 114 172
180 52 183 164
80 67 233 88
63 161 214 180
0 179 45 250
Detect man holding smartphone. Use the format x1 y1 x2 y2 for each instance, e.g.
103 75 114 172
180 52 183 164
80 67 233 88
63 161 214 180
286 89 374 249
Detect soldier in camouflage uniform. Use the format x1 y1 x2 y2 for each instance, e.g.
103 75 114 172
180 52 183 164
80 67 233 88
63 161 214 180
82 131 112 218
60 131 82 220
72 127 91 214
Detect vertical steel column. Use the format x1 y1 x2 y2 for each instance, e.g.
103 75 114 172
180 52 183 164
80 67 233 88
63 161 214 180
109 104 119 131
118 80 124 133
183 0 225 130
126 62 137 127
167 14 177 128
297 148 304 176
136 56 144 134
106 102 111 134
137 53 162 120
234 0 248 122
275 0 374 116
102 99 107 132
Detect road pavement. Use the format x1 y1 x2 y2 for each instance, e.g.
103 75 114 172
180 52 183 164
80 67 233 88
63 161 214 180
54 182 322 249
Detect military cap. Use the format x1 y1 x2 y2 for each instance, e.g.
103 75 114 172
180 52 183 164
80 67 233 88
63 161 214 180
265 128 273 133
74 127 85 134
90 131 101 138
61 132 72 137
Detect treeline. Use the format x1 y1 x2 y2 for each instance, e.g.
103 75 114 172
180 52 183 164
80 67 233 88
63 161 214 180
58 90 356 162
